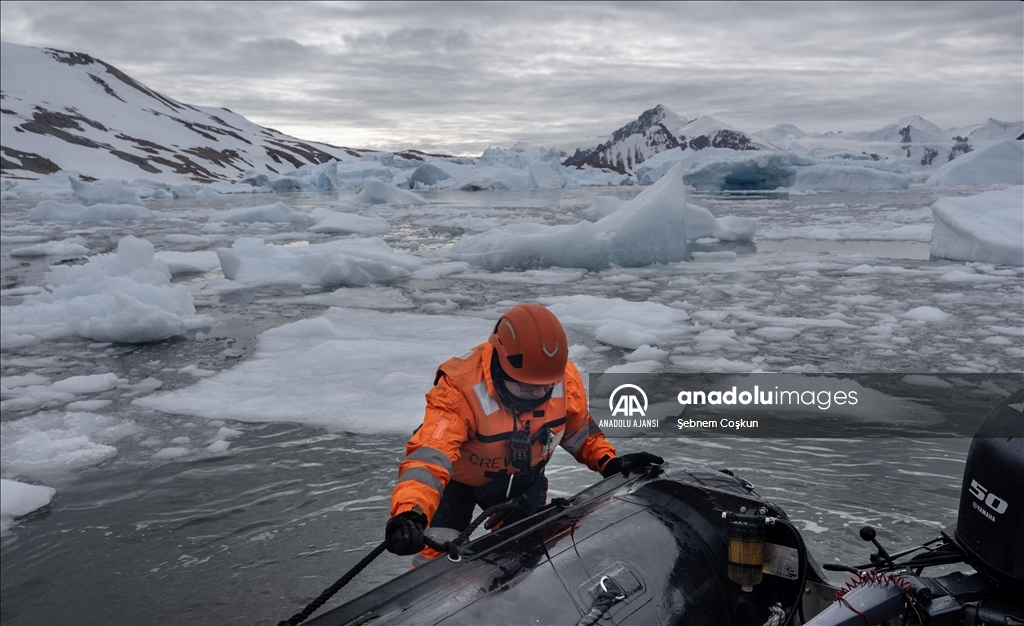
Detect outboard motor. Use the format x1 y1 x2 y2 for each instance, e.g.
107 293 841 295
807 388 1024 626
949 387 1024 597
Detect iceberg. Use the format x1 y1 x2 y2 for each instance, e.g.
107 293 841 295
9 237 90 257
68 176 142 206
353 179 427 205
215 237 424 287
929 186 1023 267
926 139 1024 187
307 208 391 234
582 195 755 241
448 163 689 270
636 148 912 191
0 236 213 344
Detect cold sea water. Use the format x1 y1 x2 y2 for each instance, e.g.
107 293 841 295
1 185 1021 625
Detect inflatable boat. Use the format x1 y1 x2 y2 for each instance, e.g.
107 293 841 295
299 389 1023 626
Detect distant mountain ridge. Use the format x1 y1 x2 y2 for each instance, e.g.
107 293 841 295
0 42 407 183
0 41 1020 183
563 105 773 174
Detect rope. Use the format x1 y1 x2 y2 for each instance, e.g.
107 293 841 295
575 591 621 626
276 497 571 625
424 503 527 560
277 540 388 626
762 602 786 626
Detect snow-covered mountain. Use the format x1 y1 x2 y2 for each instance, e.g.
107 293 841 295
0 42 397 183
849 114 950 144
966 118 1024 143
563 105 772 174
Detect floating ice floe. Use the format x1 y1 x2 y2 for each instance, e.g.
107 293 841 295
448 163 690 270
153 250 221 274
926 139 1024 187
0 235 214 346
68 175 142 206
636 147 912 191
133 308 495 433
540 294 692 349
1 411 139 476
582 196 754 241
214 236 424 287
353 179 427 205
28 200 155 221
207 201 306 223
9 236 90 257
306 208 391 234
930 186 1023 266
0 478 56 535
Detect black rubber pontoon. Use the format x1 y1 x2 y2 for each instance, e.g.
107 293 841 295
306 465 835 626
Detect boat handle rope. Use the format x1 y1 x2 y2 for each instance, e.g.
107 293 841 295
277 498 571 626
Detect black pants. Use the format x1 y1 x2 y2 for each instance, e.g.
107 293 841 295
431 474 549 532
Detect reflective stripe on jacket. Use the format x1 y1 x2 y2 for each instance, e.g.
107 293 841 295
390 342 616 520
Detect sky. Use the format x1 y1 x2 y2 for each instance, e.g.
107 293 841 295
1 1 1021 155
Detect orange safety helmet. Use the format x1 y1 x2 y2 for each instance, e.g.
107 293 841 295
488 303 568 385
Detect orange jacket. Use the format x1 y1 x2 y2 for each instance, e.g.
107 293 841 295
390 342 617 521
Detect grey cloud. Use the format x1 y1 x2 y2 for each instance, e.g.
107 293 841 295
1 1 1020 154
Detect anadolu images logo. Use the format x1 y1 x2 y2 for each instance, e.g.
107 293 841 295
610 384 648 417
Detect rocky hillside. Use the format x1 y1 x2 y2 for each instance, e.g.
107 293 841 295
563 105 773 174
0 42 393 183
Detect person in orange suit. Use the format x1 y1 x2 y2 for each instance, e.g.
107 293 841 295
385 303 663 563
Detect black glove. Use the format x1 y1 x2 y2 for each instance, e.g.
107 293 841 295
601 452 664 478
384 511 427 555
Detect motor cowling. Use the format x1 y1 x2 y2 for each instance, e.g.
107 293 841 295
951 387 1024 596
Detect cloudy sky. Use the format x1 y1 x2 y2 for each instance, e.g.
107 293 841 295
1 1 1021 154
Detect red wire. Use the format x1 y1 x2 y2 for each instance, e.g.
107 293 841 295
837 595 872 626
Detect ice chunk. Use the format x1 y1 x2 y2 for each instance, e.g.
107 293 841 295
1 411 138 476
69 176 142 206
901 306 951 324
153 251 221 274
0 236 213 344
153 447 190 459
930 187 1023 266
1 478 55 517
9 237 89 257
541 295 690 346
582 196 622 221
926 139 1024 187
50 373 121 395
685 205 756 241
307 208 391 234
596 323 658 349
354 179 427 205
294 285 415 309
134 308 496 433
206 440 230 453
215 236 422 287
207 201 305 223
28 200 155 221
449 163 689 270
170 183 197 199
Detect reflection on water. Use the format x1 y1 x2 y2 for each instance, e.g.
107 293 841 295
756 239 931 260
